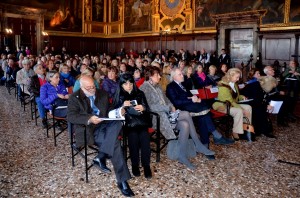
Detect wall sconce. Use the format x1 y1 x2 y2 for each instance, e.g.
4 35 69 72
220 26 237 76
5 28 13 34
42 31 48 36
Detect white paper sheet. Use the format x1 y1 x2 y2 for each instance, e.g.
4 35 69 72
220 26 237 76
268 100 283 114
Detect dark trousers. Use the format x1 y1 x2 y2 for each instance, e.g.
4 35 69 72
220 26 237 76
94 121 131 183
126 126 151 167
194 113 216 145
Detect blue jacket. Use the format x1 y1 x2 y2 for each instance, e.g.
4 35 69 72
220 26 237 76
102 78 119 98
40 82 68 110
59 73 75 87
166 81 209 113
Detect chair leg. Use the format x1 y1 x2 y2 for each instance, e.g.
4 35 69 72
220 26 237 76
156 131 160 162
53 117 57 146
69 123 75 167
84 127 89 183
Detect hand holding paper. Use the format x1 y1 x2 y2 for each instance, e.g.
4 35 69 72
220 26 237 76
268 100 283 114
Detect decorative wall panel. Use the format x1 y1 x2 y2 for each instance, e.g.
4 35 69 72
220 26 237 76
265 38 291 61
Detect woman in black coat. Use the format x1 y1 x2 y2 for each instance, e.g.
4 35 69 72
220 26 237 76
113 73 152 179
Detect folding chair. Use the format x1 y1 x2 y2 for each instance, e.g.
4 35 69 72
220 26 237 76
30 96 39 126
68 122 98 183
5 73 17 97
18 84 32 112
45 105 68 146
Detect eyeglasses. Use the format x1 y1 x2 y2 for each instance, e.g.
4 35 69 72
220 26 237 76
84 86 96 90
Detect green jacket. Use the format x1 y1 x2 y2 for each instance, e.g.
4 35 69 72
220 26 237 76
282 67 300 82
212 81 245 111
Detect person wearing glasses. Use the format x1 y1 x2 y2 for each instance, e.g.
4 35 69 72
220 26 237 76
67 76 135 197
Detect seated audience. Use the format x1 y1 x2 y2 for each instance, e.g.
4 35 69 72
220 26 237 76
241 68 276 138
264 66 290 126
140 66 215 169
218 63 228 78
16 59 35 98
102 66 119 99
28 64 47 127
192 63 216 89
59 63 75 88
207 65 221 83
182 64 194 91
40 70 69 118
73 67 99 92
67 76 134 197
133 68 145 88
159 63 171 92
113 73 152 179
166 68 234 148
212 68 252 140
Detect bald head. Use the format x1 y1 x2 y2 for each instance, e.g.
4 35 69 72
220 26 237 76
80 76 96 96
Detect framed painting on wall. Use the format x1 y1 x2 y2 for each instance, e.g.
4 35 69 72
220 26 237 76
290 0 300 23
44 0 83 32
124 0 152 33
1 0 83 32
195 0 285 27
92 0 104 22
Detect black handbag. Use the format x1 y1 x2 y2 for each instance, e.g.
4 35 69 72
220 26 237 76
124 107 151 128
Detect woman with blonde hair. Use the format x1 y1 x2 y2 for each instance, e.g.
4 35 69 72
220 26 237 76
73 67 99 92
212 68 252 140
159 62 171 92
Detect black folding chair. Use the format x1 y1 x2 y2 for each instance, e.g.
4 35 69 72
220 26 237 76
68 122 98 183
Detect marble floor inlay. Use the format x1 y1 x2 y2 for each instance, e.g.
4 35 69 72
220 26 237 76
0 86 299 197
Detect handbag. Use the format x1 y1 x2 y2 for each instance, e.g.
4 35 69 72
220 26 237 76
167 110 180 124
242 117 255 142
124 107 151 128
166 139 196 160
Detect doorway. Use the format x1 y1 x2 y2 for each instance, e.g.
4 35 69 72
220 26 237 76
228 29 253 69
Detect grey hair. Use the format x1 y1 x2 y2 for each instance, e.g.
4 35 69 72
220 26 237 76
263 66 271 75
170 67 180 82
22 58 30 65
33 64 42 72
46 70 59 82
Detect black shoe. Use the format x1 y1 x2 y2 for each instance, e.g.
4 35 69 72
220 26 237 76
214 136 235 145
264 133 276 138
205 155 216 160
117 181 135 197
132 165 140 177
143 165 152 179
42 119 48 128
93 157 111 174
277 121 288 127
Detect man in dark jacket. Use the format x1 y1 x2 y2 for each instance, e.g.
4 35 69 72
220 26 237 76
166 68 234 150
67 76 134 197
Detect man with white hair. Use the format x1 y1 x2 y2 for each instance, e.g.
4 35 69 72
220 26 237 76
67 76 134 197
166 68 234 154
